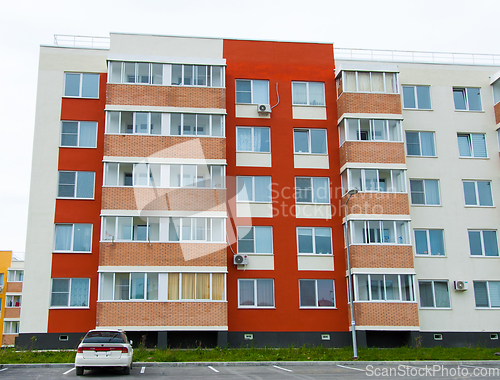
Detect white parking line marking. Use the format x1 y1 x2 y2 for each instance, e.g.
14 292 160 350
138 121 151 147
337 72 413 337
208 366 219 372
273 365 293 372
140 366 146 373
63 367 75 375
337 364 366 372
460 364 488 370
0 368 8 372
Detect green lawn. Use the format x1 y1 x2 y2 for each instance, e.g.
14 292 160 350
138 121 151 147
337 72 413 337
0 346 499 364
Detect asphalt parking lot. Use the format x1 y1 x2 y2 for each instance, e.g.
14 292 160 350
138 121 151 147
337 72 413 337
0 362 499 379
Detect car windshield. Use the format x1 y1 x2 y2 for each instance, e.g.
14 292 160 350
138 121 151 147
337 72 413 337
82 331 126 344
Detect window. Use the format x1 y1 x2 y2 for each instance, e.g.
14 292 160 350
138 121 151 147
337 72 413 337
50 278 90 307
64 73 99 98
170 113 224 137
297 227 332 255
235 80 269 104
54 224 92 252
458 133 487 158
58 171 95 199
350 220 410 245
3 321 19 334
102 216 225 243
463 181 493 206
5 295 21 307
292 82 325 106
238 279 274 308
402 85 431 109
342 168 406 193
7 270 23 282
414 230 445 256
339 71 398 94
493 79 500 105
237 226 273 254
405 131 436 156
418 281 450 308
171 64 223 87
104 163 225 189
339 119 402 144
474 281 500 308
293 129 327 154
60 121 97 148
237 176 271 202
355 274 415 301
295 177 330 204
236 127 270 152
109 61 163 85
453 87 482 111
468 230 499 257
99 272 225 302
410 179 440 205
299 279 335 307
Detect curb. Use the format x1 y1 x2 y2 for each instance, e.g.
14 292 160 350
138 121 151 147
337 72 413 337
0 360 499 369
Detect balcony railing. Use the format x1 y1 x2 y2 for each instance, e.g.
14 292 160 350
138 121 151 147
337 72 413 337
53 35 110 49
335 48 500 66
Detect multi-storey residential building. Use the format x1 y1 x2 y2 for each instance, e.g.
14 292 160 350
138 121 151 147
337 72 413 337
19 34 500 349
0 251 24 347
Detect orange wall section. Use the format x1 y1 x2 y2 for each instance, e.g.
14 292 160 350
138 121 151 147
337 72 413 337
48 74 107 333
223 39 348 333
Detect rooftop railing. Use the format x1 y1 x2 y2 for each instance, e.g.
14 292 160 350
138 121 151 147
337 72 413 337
334 48 500 66
53 35 110 49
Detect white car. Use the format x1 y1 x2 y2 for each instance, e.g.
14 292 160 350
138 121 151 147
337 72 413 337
75 330 133 376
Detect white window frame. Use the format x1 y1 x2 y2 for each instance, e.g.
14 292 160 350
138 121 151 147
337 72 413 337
292 82 325 106
463 180 494 207
473 281 500 308
413 229 445 256
468 230 499 257
453 87 482 111
405 131 436 157
5 295 22 308
237 279 275 308
171 64 224 87
341 71 399 94
418 280 451 309
296 227 333 255
53 224 92 253
294 177 330 204
108 61 164 85
169 113 225 137
236 126 271 153
60 121 98 148
457 133 488 158
7 270 23 282
402 85 432 110
236 176 272 203
64 72 99 98
57 171 95 199
349 220 411 245
299 279 335 308
236 226 273 254
50 278 90 308
340 119 403 143
343 168 407 194
409 179 440 206
235 79 269 104
3 321 19 334
293 128 328 154
354 274 415 302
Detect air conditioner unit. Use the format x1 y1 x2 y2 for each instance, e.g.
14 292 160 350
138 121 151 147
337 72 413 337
233 254 248 265
454 280 468 291
257 104 271 113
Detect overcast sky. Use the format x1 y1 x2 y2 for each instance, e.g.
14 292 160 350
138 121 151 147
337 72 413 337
1 0 499 255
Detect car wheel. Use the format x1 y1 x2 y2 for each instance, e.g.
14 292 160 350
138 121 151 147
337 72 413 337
76 367 84 376
123 366 131 375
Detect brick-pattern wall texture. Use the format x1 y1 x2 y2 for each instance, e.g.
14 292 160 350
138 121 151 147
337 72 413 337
107 84 226 109
97 302 227 327
495 102 500 125
337 93 402 116
339 142 405 167
2 335 16 346
100 243 227 266
4 308 20 319
102 187 226 212
348 245 414 269
354 302 419 327
6 283 22 293
343 193 409 216
104 135 226 160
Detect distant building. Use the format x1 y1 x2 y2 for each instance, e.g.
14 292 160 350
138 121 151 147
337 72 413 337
19 34 500 349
